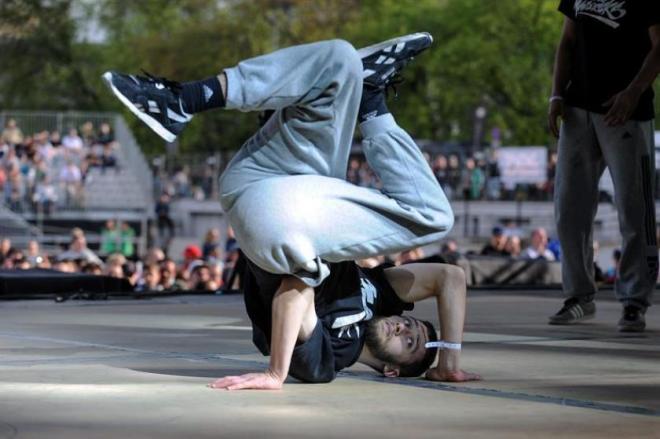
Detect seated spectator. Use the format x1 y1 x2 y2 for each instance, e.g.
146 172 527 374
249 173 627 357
58 160 83 207
145 247 165 266
605 249 622 284
104 253 126 279
396 247 425 265
62 128 84 155
58 228 103 266
97 122 115 145
208 261 224 290
203 228 221 260
593 240 605 283
81 262 103 275
25 240 45 266
101 142 118 171
188 260 218 291
122 261 140 286
183 244 202 270
357 255 385 268
481 226 509 256
159 258 181 290
504 235 522 258
2 247 23 269
13 256 31 270
522 228 555 261
1 238 11 260
1 119 23 146
32 176 58 215
50 130 62 148
53 259 76 273
440 239 461 264
137 263 162 292
80 121 96 147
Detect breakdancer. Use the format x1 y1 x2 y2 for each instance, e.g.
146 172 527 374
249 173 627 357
103 33 480 389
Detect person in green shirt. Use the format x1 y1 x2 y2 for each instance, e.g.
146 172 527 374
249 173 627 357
100 220 119 255
120 221 135 258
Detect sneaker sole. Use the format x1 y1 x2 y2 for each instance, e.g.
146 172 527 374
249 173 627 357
548 314 595 325
357 32 433 59
102 72 177 143
618 323 645 333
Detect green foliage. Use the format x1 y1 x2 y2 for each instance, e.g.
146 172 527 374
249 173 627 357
0 0 103 110
0 0 656 154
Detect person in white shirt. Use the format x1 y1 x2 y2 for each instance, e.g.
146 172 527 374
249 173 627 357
522 228 555 261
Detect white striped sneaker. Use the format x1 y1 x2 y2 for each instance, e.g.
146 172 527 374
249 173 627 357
548 299 596 325
102 71 192 142
358 32 433 91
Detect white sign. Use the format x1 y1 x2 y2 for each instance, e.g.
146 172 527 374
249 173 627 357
497 147 548 189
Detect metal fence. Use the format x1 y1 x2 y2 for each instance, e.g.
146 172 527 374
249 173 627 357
0 111 114 138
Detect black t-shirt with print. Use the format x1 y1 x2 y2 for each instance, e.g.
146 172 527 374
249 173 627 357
242 260 413 383
558 0 660 120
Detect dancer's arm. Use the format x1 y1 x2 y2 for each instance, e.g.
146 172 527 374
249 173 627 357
209 276 317 390
548 16 576 138
603 24 660 126
384 263 480 382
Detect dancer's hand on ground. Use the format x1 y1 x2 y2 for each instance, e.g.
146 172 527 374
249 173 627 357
208 370 284 390
425 367 481 383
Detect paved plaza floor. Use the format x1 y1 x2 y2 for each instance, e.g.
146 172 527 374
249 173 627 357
0 289 658 439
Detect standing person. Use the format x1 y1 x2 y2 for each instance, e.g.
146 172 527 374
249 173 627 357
119 221 135 258
548 1 660 331
154 193 174 250
100 219 119 255
103 33 479 389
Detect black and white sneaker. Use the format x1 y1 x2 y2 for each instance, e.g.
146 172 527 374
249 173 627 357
618 305 646 333
358 32 433 90
102 71 192 142
548 298 596 325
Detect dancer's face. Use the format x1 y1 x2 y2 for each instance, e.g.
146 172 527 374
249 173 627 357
364 315 429 366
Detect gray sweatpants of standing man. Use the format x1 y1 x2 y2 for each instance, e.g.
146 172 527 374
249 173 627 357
217 39 453 286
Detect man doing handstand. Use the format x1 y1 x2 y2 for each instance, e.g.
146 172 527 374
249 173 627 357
103 33 480 389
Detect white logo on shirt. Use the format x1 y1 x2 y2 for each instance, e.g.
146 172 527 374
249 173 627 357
574 0 627 29
330 277 379 339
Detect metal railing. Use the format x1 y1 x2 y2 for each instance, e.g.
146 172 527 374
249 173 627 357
113 116 154 203
0 111 114 137
0 201 41 246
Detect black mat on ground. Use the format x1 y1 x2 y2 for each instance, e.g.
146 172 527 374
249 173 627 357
0 269 133 298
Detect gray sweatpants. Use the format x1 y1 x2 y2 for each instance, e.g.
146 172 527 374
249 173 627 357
218 39 453 286
555 105 658 309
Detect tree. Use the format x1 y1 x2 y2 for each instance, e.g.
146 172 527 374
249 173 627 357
0 0 103 110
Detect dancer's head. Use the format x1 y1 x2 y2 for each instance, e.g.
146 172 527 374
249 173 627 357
363 315 437 377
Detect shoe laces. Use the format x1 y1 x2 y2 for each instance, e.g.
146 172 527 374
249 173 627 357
141 70 182 92
385 74 405 99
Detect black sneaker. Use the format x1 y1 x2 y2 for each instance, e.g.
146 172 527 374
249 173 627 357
618 305 646 333
548 299 596 325
102 71 192 142
358 32 433 91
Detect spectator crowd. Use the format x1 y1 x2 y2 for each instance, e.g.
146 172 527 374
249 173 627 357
152 148 559 204
348 151 558 202
0 224 242 294
0 118 118 214
0 219 629 293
